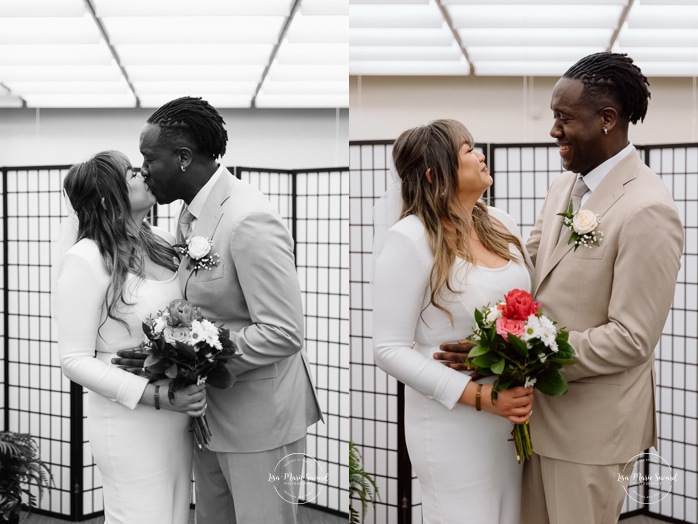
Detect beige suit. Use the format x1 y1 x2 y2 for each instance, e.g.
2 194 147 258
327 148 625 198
178 169 323 523
521 148 683 523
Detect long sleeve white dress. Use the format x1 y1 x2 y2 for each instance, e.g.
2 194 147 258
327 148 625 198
56 233 192 524
372 207 531 524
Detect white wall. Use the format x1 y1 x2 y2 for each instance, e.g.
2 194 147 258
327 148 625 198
349 75 698 145
0 107 348 169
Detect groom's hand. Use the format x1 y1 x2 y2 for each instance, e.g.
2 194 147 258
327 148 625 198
434 340 476 373
111 348 147 373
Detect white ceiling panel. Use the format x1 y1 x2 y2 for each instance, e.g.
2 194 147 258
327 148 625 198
349 0 698 78
260 9 348 108
0 0 348 108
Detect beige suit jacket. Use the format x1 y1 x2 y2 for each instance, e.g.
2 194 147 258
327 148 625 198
526 148 683 465
178 169 323 453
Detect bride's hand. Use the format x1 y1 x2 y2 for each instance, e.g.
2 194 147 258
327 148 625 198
157 380 207 418
482 385 534 424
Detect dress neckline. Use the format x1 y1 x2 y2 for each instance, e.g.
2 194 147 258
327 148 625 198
127 272 178 284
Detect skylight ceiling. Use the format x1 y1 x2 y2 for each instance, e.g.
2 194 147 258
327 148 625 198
0 0 348 108
349 0 698 77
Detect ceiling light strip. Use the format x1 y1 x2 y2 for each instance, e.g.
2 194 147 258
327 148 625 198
83 0 139 107
434 0 475 75
251 0 301 108
608 0 635 51
0 81 25 107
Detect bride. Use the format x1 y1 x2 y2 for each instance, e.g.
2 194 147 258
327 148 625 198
54 150 206 524
372 120 534 523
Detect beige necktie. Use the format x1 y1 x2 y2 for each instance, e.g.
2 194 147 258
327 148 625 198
559 176 589 243
571 176 589 212
178 206 195 243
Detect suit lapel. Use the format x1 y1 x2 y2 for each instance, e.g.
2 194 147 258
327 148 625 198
178 169 235 296
535 149 641 292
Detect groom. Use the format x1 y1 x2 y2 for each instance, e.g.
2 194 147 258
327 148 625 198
123 96 323 523
438 53 683 523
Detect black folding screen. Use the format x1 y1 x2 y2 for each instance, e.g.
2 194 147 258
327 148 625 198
0 164 349 520
349 140 698 524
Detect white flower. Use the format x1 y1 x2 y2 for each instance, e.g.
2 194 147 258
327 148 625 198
521 315 544 342
572 209 599 235
187 236 212 259
485 305 502 324
152 316 167 335
538 316 557 340
524 376 537 388
189 320 207 345
541 332 559 352
538 352 547 364
200 319 222 349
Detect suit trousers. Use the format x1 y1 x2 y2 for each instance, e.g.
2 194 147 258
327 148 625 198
194 437 306 524
520 453 635 524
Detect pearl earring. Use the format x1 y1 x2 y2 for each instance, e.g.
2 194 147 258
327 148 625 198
603 128 608 135
181 165 186 172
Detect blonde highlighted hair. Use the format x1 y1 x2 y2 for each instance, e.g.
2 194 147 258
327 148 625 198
392 119 524 321
63 150 177 332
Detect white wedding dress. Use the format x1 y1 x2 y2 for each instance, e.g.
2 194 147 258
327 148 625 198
372 208 530 524
56 233 192 524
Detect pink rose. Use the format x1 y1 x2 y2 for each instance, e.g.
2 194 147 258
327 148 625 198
496 317 526 338
501 289 541 321
167 299 202 327
163 326 190 345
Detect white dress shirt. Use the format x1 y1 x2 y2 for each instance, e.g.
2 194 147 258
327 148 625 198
579 142 635 207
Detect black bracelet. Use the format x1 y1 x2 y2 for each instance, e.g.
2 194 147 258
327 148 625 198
154 385 161 410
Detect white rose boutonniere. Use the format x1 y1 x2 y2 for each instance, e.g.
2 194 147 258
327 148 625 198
174 236 220 272
557 200 604 251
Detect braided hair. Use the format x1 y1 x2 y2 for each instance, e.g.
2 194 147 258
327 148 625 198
146 96 228 159
563 52 650 124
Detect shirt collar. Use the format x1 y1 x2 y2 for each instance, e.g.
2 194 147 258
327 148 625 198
581 142 634 192
186 164 225 219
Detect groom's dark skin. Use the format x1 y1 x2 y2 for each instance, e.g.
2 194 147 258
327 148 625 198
111 123 217 370
434 341 476 372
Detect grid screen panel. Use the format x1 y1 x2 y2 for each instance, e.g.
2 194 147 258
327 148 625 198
349 142 413 523
295 168 350 513
2 165 97 517
647 145 698 523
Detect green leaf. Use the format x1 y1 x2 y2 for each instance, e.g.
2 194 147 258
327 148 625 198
507 334 529 357
487 326 496 346
474 308 484 327
466 345 489 358
206 364 236 389
496 379 513 391
472 352 499 369
556 339 576 359
535 367 569 396
491 358 505 375
175 340 197 360
165 362 178 379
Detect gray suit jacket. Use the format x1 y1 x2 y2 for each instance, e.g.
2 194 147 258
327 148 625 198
178 169 323 453
527 148 683 465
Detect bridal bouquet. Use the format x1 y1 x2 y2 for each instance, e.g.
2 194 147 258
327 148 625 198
465 289 576 464
138 299 240 449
